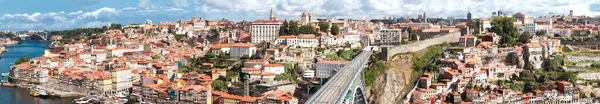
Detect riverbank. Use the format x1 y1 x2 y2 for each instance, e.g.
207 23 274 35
7 76 83 98
0 41 75 104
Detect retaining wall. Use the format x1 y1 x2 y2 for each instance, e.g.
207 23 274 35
381 31 461 60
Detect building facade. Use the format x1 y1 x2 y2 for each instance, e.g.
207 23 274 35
377 29 403 45
251 20 283 43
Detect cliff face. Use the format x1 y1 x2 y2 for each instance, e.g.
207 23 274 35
367 50 426 103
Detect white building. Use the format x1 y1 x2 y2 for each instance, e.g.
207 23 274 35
112 69 133 92
518 23 552 34
548 29 572 37
399 22 434 29
330 33 363 46
274 34 318 48
251 20 283 43
229 43 257 57
263 64 285 75
303 70 315 79
377 29 403 45
315 60 349 79
34 68 49 83
210 43 231 54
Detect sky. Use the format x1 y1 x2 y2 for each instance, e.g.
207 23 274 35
0 0 599 30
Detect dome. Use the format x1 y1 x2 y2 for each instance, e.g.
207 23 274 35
513 12 527 18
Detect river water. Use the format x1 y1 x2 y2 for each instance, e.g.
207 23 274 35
0 41 74 104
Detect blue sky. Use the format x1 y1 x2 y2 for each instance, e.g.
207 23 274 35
1 0 599 30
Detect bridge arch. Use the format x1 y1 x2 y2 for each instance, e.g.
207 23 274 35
29 32 49 41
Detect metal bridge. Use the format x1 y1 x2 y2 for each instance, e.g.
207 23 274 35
306 46 375 104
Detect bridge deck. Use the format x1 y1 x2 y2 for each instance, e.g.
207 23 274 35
307 50 373 104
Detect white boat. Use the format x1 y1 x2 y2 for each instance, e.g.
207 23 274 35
75 99 92 104
1 73 9 77
38 89 48 97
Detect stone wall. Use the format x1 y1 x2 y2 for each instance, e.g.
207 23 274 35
381 31 461 60
567 55 600 62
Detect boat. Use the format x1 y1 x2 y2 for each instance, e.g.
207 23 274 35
30 87 39 97
38 89 48 98
48 92 56 98
1 82 16 87
1 73 8 77
73 97 92 104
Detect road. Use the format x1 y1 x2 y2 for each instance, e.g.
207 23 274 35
306 50 372 104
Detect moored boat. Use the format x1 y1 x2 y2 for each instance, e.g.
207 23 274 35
48 92 56 98
1 82 16 87
29 87 39 97
38 89 48 98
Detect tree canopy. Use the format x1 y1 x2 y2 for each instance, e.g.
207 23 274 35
318 21 330 32
288 20 299 35
518 31 531 44
299 25 316 34
14 56 31 65
331 25 340 35
489 17 520 46
279 21 289 35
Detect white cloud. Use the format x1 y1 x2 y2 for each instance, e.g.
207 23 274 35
193 0 600 20
0 7 188 30
139 0 151 8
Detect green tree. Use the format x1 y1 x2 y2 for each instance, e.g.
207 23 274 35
518 31 531 44
280 21 289 35
205 52 216 59
536 30 547 36
240 54 249 59
318 21 330 32
14 56 31 65
299 25 316 34
467 19 482 35
288 20 299 35
126 98 137 104
152 55 161 60
174 34 186 41
331 25 340 35
489 17 520 46
109 23 123 30
212 80 229 92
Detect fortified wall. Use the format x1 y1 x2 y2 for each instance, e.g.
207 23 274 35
381 31 461 60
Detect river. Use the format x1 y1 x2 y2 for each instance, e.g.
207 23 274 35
0 41 74 104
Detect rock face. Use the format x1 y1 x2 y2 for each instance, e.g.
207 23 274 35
367 53 418 104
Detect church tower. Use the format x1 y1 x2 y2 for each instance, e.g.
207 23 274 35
145 18 153 26
467 12 472 20
269 9 278 20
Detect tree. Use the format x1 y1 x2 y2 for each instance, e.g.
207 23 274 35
126 98 137 104
152 55 161 60
467 19 482 35
250 54 261 59
240 54 249 59
109 23 123 30
299 25 316 34
212 80 229 92
518 31 531 44
14 56 31 65
205 52 216 59
318 21 330 32
280 21 289 35
288 20 299 35
174 34 186 41
331 25 340 35
536 30 547 36
489 17 520 46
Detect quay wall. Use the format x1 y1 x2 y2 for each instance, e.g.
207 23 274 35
381 31 461 60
